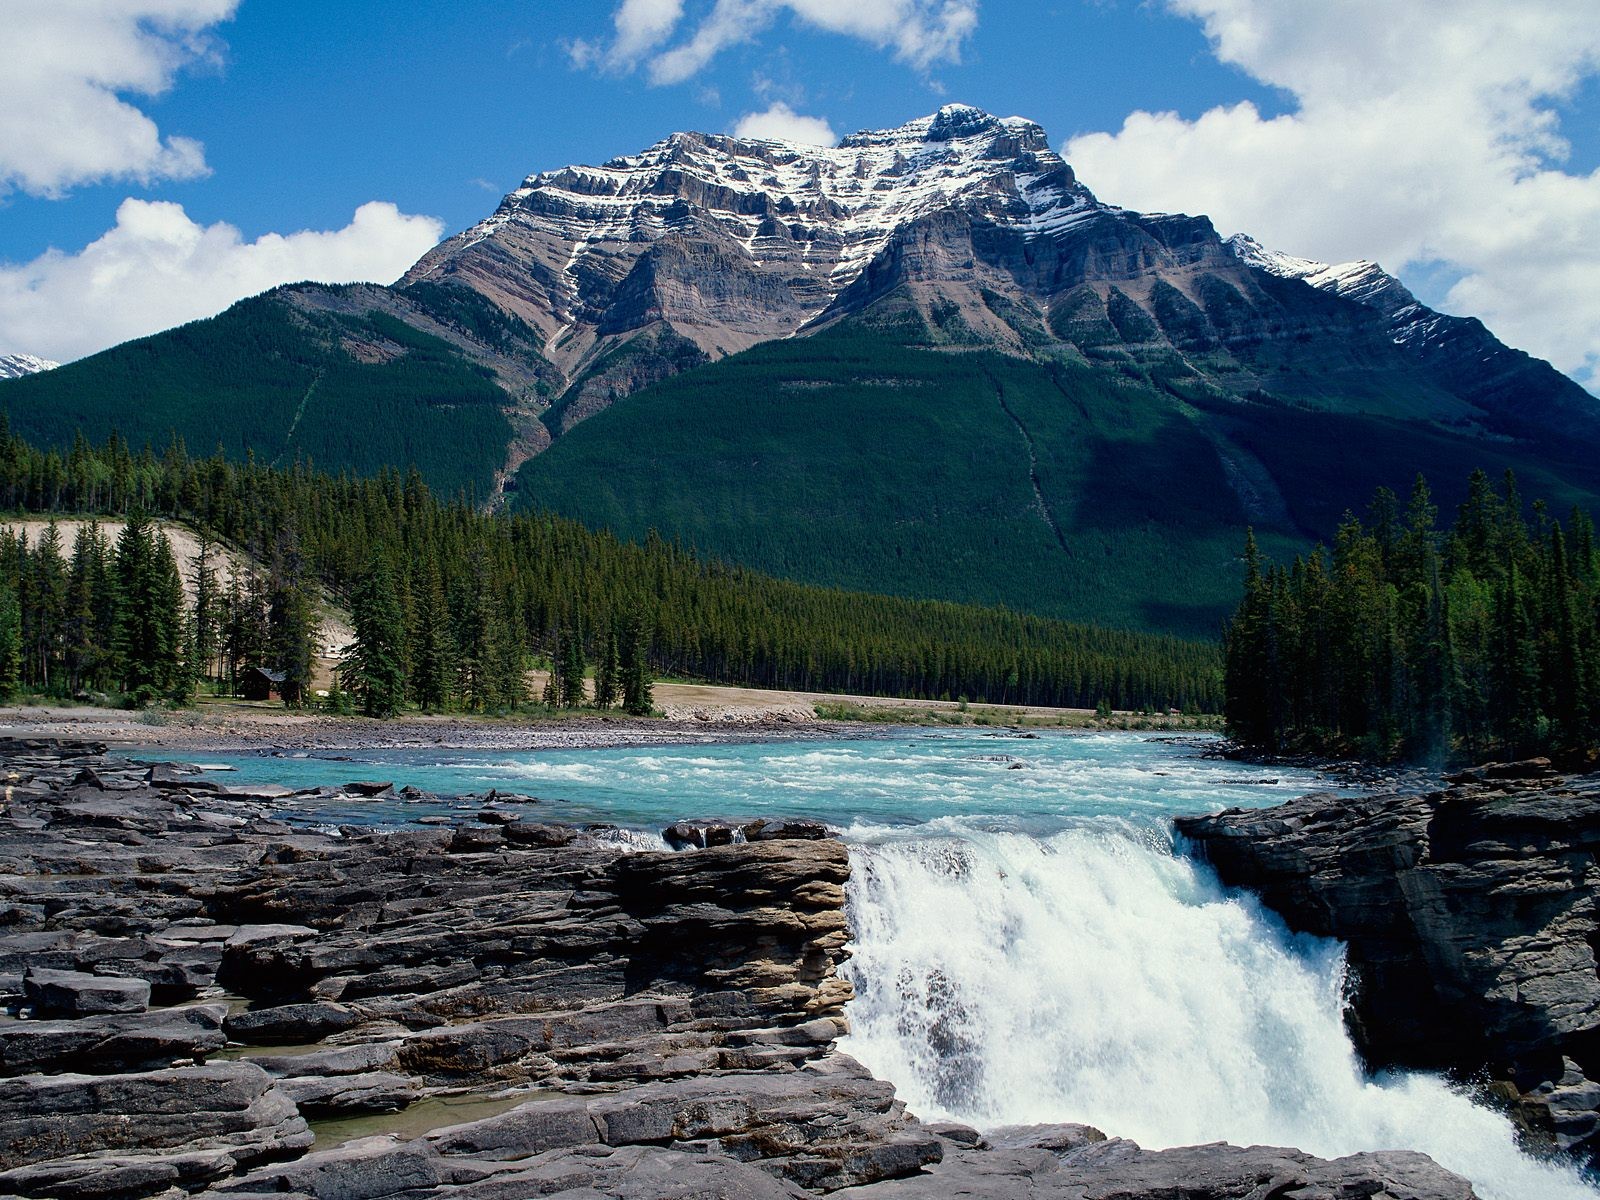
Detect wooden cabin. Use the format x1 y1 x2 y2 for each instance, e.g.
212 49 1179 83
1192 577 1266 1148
242 666 293 703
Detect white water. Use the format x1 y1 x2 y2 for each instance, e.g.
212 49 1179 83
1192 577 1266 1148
841 823 1599 1200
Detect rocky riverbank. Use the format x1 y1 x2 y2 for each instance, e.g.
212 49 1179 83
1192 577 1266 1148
1178 759 1600 1164
1 738 1479 1199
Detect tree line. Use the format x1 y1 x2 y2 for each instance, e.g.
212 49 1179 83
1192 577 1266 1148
0 420 1223 714
1225 469 1599 764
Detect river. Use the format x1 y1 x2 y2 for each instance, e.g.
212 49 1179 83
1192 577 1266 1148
160 729 1598 1199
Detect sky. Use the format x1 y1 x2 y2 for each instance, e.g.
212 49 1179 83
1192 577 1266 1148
2 0 1599 390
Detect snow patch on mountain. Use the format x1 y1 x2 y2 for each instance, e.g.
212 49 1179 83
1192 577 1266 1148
409 104 1104 334
1226 233 1437 347
0 353 59 381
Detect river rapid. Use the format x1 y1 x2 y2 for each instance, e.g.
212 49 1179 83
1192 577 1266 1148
162 730 1599 1200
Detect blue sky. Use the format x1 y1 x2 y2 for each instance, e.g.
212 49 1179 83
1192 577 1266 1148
3 1 1599 388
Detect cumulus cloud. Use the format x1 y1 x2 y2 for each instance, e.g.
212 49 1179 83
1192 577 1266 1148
0 0 240 197
0 199 445 363
733 102 838 145
574 0 978 85
1064 0 1600 387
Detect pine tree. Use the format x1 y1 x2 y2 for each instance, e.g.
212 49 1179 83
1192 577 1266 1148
410 561 453 712
190 532 222 689
152 530 187 699
0 583 20 700
620 611 654 717
268 531 318 706
342 550 407 718
593 622 620 709
488 596 525 709
559 623 587 707
26 522 67 692
110 514 182 699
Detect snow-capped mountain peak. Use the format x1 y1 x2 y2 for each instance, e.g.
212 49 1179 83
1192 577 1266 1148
0 353 59 381
403 106 1104 376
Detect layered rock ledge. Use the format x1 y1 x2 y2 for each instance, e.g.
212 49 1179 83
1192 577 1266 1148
1 737 1478 1199
1177 760 1600 1161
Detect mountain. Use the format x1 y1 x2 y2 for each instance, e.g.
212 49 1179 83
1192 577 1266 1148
5 106 1599 633
0 353 57 381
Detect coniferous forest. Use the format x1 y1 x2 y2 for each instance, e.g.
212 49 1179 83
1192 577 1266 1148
1224 469 1600 764
0 421 1223 715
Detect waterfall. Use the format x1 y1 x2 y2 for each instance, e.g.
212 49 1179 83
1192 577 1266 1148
839 825 1599 1200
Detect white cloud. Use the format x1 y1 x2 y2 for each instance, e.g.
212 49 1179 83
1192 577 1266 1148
1064 0 1600 387
733 102 838 145
0 199 445 363
0 0 240 197
575 0 978 85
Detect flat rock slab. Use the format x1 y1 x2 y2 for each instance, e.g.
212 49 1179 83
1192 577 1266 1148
0 1003 227 1075
0 1061 311 1171
24 968 150 1016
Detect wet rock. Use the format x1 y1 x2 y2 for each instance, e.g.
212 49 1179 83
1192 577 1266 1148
984 1122 1106 1153
346 781 396 798
0 737 1485 1200
24 968 150 1016
663 819 746 849
277 1070 419 1115
500 820 578 847
833 1138 1477 1199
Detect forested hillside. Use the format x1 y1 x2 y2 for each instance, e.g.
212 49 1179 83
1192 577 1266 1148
0 423 1222 714
0 286 544 499
513 326 1600 636
1224 470 1600 763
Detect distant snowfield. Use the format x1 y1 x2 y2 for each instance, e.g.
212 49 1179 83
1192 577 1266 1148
0 353 58 380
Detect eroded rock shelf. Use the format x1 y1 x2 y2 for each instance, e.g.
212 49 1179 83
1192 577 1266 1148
0 738 1478 1199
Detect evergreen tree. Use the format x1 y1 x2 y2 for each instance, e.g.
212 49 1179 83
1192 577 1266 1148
593 622 620 710
109 514 184 699
0 583 20 700
190 532 222 688
268 531 318 706
620 611 654 717
410 561 453 712
1226 470 1600 764
342 550 407 718
558 623 587 707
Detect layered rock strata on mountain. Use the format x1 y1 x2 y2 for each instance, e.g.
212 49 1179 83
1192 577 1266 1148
400 102 1594 446
0 738 1479 1199
1177 761 1600 1160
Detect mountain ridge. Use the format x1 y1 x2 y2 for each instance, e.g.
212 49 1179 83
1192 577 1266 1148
6 105 1599 633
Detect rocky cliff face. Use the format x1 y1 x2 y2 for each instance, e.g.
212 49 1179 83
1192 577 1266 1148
1177 761 1600 1161
0 738 1479 1200
1228 235 1600 441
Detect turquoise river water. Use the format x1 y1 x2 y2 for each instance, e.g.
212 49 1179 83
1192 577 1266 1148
153 730 1598 1200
